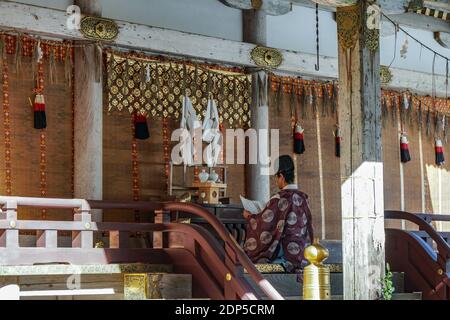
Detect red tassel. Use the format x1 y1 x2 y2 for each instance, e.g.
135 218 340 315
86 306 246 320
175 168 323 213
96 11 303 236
133 113 150 140
435 139 445 166
34 93 46 129
400 134 411 163
294 122 305 155
334 127 341 158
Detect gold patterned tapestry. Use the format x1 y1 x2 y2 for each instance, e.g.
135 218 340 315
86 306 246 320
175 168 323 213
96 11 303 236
105 51 252 128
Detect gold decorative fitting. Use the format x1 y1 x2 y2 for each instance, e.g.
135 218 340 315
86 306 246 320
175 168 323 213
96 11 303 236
366 29 379 52
380 66 393 85
437 269 444 276
84 222 91 229
225 273 232 281
124 274 148 300
251 0 262 10
80 17 119 41
251 46 283 68
106 52 252 129
336 4 361 50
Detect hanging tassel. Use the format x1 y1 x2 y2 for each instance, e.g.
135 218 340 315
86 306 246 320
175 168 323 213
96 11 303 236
311 85 317 118
426 108 431 136
334 126 341 158
94 44 103 83
417 99 423 130
382 95 388 128
301 85 308 119
294 122 305 155
49 48 57 84
65 45 72 87
400 133 411 163
407 94 413 126
321 85 327 117
332 82 338 116
33 93 47 129
391 95 397 123
133 113 150 140
402 92 410 125
15 34 22 74
435 139 445 166
434 112 441 139
444 115 448 144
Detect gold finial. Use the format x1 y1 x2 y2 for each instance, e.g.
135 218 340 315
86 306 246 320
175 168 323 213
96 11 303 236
304 239 329 266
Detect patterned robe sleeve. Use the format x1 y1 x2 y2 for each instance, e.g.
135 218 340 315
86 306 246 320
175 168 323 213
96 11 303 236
244 196 283 262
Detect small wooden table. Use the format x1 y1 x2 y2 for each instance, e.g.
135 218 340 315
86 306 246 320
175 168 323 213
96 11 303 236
192 181 227 204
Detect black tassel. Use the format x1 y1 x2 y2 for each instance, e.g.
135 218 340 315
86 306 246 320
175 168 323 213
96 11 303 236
334 127 341 158
133 113 150 140
435 139 445 166
294 122 305 155
33 93 47 130
400 134 411 163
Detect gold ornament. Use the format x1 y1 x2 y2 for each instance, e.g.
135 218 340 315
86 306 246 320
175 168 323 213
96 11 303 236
250 46 283 68
380 66 393 85
303 239 331 300
336 4 361 50
124 274 148 300
304 238 329 266
80 16 119 41
366 28 380 52
106 52 252 129
251 0 262 10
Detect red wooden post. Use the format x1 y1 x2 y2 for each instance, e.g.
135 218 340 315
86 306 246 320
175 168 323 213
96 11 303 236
153 210 170 248
223 242 242 300
109 231 130 248
0 199 18 248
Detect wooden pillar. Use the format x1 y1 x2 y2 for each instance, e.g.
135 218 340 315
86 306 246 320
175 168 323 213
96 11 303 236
73 0 103 222
243 10 271 204
337 2 385 300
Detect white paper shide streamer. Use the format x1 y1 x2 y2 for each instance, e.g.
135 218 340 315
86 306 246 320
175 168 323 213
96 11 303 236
202 96 222 167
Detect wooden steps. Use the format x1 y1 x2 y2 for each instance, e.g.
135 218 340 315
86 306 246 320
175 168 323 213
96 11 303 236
0 263 192 300
245 268 405 299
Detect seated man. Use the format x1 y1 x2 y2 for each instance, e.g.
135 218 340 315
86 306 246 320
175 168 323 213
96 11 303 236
243 155 314 273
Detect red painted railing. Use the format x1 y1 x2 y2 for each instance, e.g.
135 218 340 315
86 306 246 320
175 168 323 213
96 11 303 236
385 210 450 300
0 196 283 300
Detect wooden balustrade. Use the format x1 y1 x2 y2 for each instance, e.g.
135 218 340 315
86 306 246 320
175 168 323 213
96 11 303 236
0 196 284 300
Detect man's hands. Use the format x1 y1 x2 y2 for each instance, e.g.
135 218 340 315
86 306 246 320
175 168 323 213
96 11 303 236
243 210 251 219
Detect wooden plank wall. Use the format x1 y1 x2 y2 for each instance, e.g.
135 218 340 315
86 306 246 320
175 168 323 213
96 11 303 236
1 57 450 238
0 56 73 221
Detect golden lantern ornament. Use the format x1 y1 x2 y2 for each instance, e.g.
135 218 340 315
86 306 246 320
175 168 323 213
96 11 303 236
302 238 331 300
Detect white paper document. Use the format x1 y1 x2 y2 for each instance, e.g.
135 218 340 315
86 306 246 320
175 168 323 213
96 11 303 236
240 195 265 215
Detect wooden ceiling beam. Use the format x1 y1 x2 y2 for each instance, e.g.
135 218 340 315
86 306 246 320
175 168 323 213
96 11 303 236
0 2 447 96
